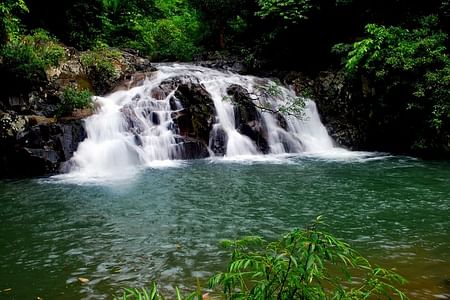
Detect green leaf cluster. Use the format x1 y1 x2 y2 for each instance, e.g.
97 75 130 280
340 16 450 153
116 217 408 300
256 82 306 117
117 282 204 300
0 29 65 86
209 216 407 300
0 0 28 43
80 46 121 94
104 0 204 61
256 0 314 23
57 86 93 117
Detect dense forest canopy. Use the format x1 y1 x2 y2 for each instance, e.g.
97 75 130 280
0 0 449 156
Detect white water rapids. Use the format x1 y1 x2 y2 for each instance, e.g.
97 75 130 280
64 64 346 179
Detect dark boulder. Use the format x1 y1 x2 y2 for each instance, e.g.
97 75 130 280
172 82 215 144
288 71 367 150
175 138 210 160
0 113 86 177
226 84 269 153
209 126 228 156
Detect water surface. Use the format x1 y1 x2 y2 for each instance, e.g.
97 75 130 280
0 154 449 299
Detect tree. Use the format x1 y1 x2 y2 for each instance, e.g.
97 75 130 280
256 0 314 24
340 15 450 155
0 0 28 44
190 0 257 49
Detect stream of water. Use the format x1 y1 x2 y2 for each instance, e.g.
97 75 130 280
0 155 449 299
0 65 449 299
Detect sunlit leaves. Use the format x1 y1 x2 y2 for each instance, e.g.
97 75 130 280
256 0 314 23
0 0 29 43
209 216 408 300
341 15 450 152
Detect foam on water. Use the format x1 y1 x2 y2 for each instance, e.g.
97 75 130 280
59 64 360 182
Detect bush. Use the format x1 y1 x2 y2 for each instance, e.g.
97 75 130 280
0 0 28 44
57 86 93 116
113 0 204 61
0 29 65 87
116 217 408 300
80 46 121 94
338 16 450 155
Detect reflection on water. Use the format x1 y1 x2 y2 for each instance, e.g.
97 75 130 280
0 155 449 299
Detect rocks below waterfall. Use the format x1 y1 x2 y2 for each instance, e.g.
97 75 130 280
0 47 156 177
1 46 374 178
0 111 86 176
226 84 269 154
287 71 367 150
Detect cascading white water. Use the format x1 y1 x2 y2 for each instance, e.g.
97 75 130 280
66 64 341 177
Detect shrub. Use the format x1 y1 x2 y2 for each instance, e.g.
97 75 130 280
80 46 121 94
209 216 407 299
0 29 65 86
57 86 93 117
0 0 28 43
337 16 450 155
114 0 204 61
116 217 408 300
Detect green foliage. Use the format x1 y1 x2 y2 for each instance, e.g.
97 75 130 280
116 217 407 300
81 46 120 76
256 0 314 23
135 13 202 61
189 0 256 49
0 0 28 43
341 15 450 153
80 46 120 93
106 0 203 61
116 282 204 300
256 82 306 117
0 29 64 85
209 216 408 300
57 86 93 116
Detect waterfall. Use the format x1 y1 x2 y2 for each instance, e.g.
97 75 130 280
65 64 341 177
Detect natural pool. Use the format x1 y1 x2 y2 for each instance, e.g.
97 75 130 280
0 154 449 299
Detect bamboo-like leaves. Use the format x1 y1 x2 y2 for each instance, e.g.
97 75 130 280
117 218 407 300
209 217 408 300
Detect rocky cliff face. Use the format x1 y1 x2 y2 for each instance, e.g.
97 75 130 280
0 47 156 177
285 71 369 151
1 50 370 177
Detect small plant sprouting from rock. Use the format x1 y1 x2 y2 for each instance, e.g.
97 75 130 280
57 86 93 117
116 217 408 300
80 46 121 94
257 82 306 117
223 82 306 118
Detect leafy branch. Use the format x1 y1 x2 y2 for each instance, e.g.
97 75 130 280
224 81 306 118
116 216 408 300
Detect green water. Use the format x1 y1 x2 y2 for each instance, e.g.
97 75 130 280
0 154 449 299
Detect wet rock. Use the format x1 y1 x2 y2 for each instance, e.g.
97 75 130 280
121 105 146 134
173 83 215 143
177 138 210 160
209 126 228 156
227 84 259 124
57 121 87 161
0 46 159 177
0 112 28 140
0 118 86 177
288 71 367 150
275 113 288 130
226 84 269 153
197 60 247 74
